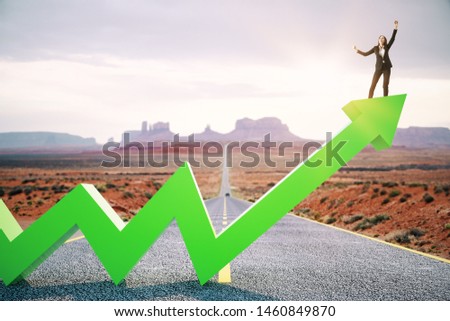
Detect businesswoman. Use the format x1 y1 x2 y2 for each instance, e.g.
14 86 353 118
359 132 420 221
353 20 398 98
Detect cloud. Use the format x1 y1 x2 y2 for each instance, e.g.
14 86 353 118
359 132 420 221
0 0 449 142
1 0 448 75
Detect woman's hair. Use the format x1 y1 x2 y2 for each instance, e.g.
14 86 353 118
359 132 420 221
378 35 387 46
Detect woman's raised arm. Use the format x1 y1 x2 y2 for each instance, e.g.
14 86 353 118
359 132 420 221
387 20 398 49
353 45 375 57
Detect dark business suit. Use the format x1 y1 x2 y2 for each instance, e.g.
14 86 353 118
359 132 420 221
357 29 397 98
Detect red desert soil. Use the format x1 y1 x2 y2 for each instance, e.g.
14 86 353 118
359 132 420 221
228 148 450 260
294 179 450 259
0 167 220 229
1 147 449 260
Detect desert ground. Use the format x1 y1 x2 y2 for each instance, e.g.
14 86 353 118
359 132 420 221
0 146 449 259
229 146 450 259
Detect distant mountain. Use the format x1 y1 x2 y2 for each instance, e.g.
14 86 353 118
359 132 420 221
122 121 175 145
3 123 446 153
393 127 450 148
193 125 226 141
0 132 98 152
123 117 307 146
122 120 450 148
225 117 302 142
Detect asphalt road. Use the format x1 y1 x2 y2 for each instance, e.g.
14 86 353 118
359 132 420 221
1 159 449 300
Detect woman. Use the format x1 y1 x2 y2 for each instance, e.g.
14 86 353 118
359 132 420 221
353 20 398 98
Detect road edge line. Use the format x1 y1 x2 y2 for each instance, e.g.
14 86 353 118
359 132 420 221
65 236 85 244
289 213 450 265
218 197 232 283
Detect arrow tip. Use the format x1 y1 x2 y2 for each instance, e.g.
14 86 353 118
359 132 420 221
343 94 407 151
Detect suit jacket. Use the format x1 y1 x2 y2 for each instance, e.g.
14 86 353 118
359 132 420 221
357 29 397 71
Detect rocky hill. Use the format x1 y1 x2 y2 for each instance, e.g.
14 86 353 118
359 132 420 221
225 117 302 142
0 132 98 152
393 127 450 148
125 117 305 145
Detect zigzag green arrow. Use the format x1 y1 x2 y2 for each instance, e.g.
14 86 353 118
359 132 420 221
0 95 406 286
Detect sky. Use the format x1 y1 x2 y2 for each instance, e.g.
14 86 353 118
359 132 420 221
0 0 449 143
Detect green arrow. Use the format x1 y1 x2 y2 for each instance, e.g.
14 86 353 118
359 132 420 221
0 94 406 285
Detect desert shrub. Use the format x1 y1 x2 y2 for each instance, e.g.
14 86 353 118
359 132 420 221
353 181 364 185
320 196 328 204
382 181 398 188
361 182 371 193
386 228 425 244
443 184 450 196
297 207 310 214
408 183 428 191
23 187 34 195
444 223 450 230
153 182 162 190
123 191 134 199
144 192 153 200
354 214 390 231
399 193 412 203
95 185 106 193
408 183 420 187
389 190 401 197
393 231 411 243
51 184 68 193
267 182 275 187
422 193 434 203
327 199 336 209
380 189 387 196
22 178 37 184
334 182 349 189
0 187 4 197
434 184 450 196
409 228 425 238
354 220 373 231
8 187 23 196
346 200 355 207
381 198 390 205
373 187 380 193
417 240 431 247
343 214 364 224
106 183 116 189
370 214 390 225
296 208 320 220
325 217 336 224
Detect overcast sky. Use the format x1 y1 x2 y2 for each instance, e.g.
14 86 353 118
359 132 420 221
0 0 449 143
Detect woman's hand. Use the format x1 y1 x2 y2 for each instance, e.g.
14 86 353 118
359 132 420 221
353 45 358 52
394 20 398 29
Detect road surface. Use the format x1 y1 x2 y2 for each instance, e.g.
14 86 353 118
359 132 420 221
1 156 449 300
